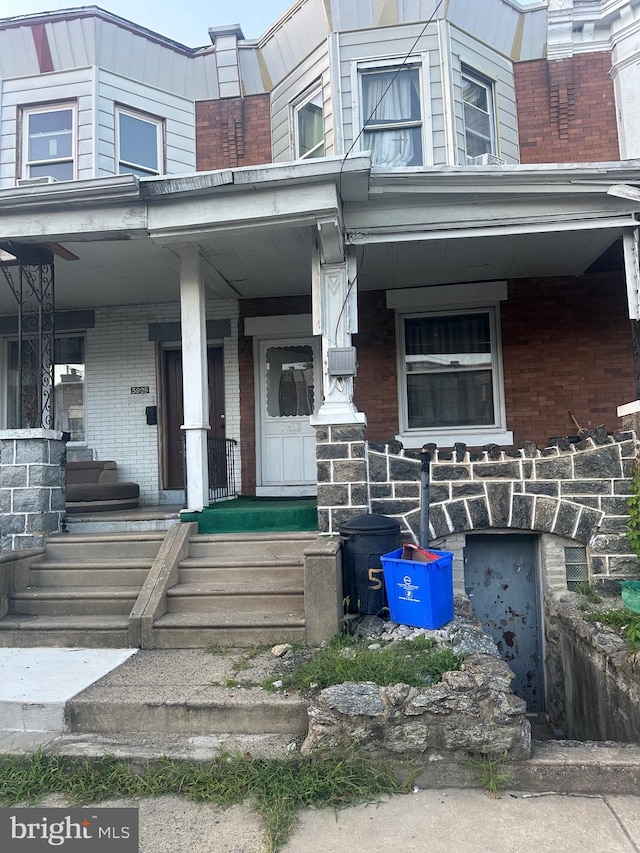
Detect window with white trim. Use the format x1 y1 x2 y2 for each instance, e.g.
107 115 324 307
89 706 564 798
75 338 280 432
400 308 503 432
462 66 496 160
294 87 324 160
21 103 75 181
359 62 423 167
116 107 163 177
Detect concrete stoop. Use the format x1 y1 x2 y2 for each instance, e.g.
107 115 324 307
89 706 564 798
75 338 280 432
0 527 316 648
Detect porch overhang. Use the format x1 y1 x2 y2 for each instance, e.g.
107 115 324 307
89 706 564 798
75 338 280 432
0 158 639 313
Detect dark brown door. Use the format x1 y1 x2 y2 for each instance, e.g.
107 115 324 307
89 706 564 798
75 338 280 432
163 347 225 490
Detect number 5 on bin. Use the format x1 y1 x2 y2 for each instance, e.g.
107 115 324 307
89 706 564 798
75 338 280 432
368 567 383 590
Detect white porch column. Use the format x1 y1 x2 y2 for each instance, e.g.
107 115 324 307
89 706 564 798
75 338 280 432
310 243 365 426
179 246 209 511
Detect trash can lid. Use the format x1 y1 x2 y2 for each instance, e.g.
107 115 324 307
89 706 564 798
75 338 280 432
338 513 401 534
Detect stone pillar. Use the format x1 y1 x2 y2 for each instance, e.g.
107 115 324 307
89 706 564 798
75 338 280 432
315 423 369 533
179 246 210 512
304 535 343 644
0 429 66 551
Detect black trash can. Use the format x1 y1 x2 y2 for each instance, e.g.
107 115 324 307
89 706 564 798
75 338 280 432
339 514 401 616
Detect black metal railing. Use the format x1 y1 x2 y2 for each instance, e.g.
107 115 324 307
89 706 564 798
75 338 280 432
208 436 238 501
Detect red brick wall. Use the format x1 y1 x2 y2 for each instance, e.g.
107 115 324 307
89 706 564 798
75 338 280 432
196 94 272 170
501 273 634 447
353 277 634 449
514 53 619 164
236 277 634 491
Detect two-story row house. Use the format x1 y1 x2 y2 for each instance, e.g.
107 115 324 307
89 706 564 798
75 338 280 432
2 0 640 600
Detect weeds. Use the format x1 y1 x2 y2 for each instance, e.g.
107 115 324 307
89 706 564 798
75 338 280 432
0 751 413 853
574 580 602 605
585 608 640 649
263 633 462 692
467 752 511 798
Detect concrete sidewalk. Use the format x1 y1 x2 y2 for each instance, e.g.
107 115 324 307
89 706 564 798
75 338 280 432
1 647 640 852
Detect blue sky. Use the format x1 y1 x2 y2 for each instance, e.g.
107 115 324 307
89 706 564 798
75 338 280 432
0 0 294 44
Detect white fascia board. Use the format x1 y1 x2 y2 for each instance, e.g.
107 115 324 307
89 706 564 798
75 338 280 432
147 181 341 241
347 216 639 245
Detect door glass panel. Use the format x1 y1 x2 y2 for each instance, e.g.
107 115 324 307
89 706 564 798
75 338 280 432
265 345 314 417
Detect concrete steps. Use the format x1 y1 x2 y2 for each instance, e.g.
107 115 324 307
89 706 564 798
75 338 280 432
0 529 318 649
0 532 165 648
63 648 309 741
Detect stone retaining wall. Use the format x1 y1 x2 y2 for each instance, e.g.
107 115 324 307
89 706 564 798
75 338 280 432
316 425 640 584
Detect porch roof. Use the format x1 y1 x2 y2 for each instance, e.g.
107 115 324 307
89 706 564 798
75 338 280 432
0 157 639 315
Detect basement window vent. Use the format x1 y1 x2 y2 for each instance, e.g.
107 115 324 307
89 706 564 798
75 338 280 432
565 546 588 590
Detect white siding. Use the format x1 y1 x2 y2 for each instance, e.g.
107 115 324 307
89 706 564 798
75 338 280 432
0 69 95 186
96 70 196 177
271 40 331 162
449 26 520 164
85 299 240 504
259 0 331 87
338 23 440 162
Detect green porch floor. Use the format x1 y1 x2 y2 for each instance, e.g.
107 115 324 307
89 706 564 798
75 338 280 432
181 496 318 534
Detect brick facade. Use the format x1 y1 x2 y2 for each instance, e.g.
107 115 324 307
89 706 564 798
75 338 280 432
350 274 635 450
196 94 272 170
514 53 620 164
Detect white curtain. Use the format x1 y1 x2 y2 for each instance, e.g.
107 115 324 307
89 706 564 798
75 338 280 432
363 70 419 167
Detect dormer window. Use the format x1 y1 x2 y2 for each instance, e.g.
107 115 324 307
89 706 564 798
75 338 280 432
21 103 75 181
462 66 496 160
294 87 324 159
359 62 424 167
116 107 163 177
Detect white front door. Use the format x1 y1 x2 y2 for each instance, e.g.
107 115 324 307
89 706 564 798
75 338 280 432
257 338 319 496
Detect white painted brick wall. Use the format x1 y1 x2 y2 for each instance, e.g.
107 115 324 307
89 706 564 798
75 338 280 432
84 299 239 505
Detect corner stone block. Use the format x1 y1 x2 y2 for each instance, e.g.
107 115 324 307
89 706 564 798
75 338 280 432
389 456 420 482
0 440 15 465
368 453 389 483
316 461 331 483
317 483 350 507
0 465 28 488
574 445 623 480
511 494 534 530
446 500 469 533
12 488 51 513
533 497 558 533
332 460 367 483
314 425 329 443
15 440 50 464
316 443 348 460
467 497 490 529
429 504 450 538
29 465 64 488
574 507 604 543
330 425 366 443
553 501 580 538
486 483 511 527
0 513 26 535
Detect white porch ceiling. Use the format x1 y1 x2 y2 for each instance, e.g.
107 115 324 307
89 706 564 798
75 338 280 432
0 220 628 316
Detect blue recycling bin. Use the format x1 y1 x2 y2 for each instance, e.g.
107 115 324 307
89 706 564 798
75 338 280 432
380 548 454 629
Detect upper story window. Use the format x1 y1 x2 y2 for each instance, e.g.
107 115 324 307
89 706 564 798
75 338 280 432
400 308 502 432
294 87 324 160
116 107 163 177
21 103 75 181
462 67 496 161
359 63 423 167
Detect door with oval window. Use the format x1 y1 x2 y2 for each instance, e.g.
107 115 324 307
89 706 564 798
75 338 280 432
257 338 319 496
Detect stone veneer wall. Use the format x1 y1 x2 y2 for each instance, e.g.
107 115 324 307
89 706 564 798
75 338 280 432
316 425 640 584
0 431 66 551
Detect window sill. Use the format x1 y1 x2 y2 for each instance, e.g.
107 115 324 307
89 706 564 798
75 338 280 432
396 429 514 449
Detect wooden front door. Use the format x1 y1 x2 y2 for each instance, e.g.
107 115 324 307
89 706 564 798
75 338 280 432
163 347 225 490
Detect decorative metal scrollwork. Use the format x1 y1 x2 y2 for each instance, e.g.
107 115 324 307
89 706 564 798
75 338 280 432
0 245 55 429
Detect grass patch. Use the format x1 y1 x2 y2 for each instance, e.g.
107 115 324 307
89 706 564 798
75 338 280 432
467 752 511 798
585 608 640 649
0 751 414 853
264 633 462 692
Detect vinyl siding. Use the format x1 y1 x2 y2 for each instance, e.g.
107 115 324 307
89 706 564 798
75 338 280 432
271 40 331 162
